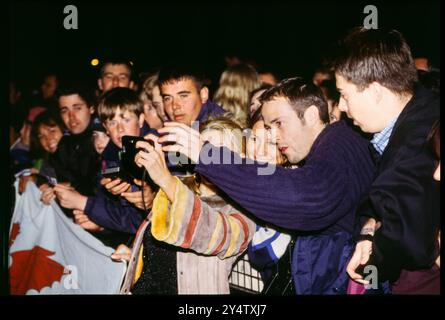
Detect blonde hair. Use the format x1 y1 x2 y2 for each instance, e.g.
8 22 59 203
139 72 159 103
213 64 262 128
181 116 245 195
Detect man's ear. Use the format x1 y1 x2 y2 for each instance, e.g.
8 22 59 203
200 87 209 104
139 113 145 128
129 81 136 91
97 79 104 91
89 106 95 114
371 81 383 104
303 105 320 127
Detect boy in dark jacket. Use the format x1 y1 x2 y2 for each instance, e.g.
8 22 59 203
336 27 440 293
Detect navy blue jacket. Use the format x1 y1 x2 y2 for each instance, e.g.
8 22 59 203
360 86 440 283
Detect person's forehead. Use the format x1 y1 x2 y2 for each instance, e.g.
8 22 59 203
161 78 197 92
262 96 293 116
38 124 55 133
334 73 353 90
45 75 57 83
110 107 137 120
58 94 87 106
103 64 130 75
252 120 265 131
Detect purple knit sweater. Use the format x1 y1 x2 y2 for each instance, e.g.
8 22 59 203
195 120 375 235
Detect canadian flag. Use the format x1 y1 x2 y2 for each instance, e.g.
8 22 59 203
9 181 126 294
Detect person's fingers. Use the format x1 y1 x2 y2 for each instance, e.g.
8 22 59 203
53 184 71 193
111 245 132 261
111 252 131 262
100 177 112 186
135 140 155 152
42 188 54 198
133 178 142 186
153 137 163 153
142 133 159 144
72 209 84 216
39 183 50 191
42 192 55 203
158 133 183 146
115 244 131 254
161 144 182 153
354 278 370 285
79 221 101 231
104 178 122 189
113 183 131 194
75 215 89 224
54 183 74 190
121 191 142 202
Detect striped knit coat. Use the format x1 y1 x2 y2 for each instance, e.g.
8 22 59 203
137 177 256 294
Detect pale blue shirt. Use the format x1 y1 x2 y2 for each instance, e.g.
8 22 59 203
370 117 399 155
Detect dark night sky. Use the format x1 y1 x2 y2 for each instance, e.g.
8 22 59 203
9 1 440 92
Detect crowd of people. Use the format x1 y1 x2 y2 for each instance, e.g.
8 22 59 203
9 26 440 295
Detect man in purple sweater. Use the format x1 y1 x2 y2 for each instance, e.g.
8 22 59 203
155 77 375 294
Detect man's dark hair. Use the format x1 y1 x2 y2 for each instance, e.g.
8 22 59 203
157 61 207 92
248 105 264 129
99 58 133 79
57 85 96 108
260 77 330 124
334 27 418 95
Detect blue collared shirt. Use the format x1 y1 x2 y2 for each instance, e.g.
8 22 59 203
370 117 399 155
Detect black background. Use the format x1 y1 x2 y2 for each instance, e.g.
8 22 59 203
10 1 440 92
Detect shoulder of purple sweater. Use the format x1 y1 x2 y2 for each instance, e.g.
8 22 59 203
308 121 370 158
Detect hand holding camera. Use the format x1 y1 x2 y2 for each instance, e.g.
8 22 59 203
134 134 177 202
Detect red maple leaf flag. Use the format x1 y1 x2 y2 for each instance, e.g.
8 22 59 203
9 246 65 295
9 181 126 294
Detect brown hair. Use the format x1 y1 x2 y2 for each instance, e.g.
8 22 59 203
260 77 330 124
334 27 418 95
97 87 143 122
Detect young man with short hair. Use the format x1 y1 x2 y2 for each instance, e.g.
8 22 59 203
335 27 440 294
51 86 99 197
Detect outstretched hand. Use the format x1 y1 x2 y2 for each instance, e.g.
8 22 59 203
157 122 204 164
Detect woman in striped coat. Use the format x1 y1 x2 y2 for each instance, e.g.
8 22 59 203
114 117 256 294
